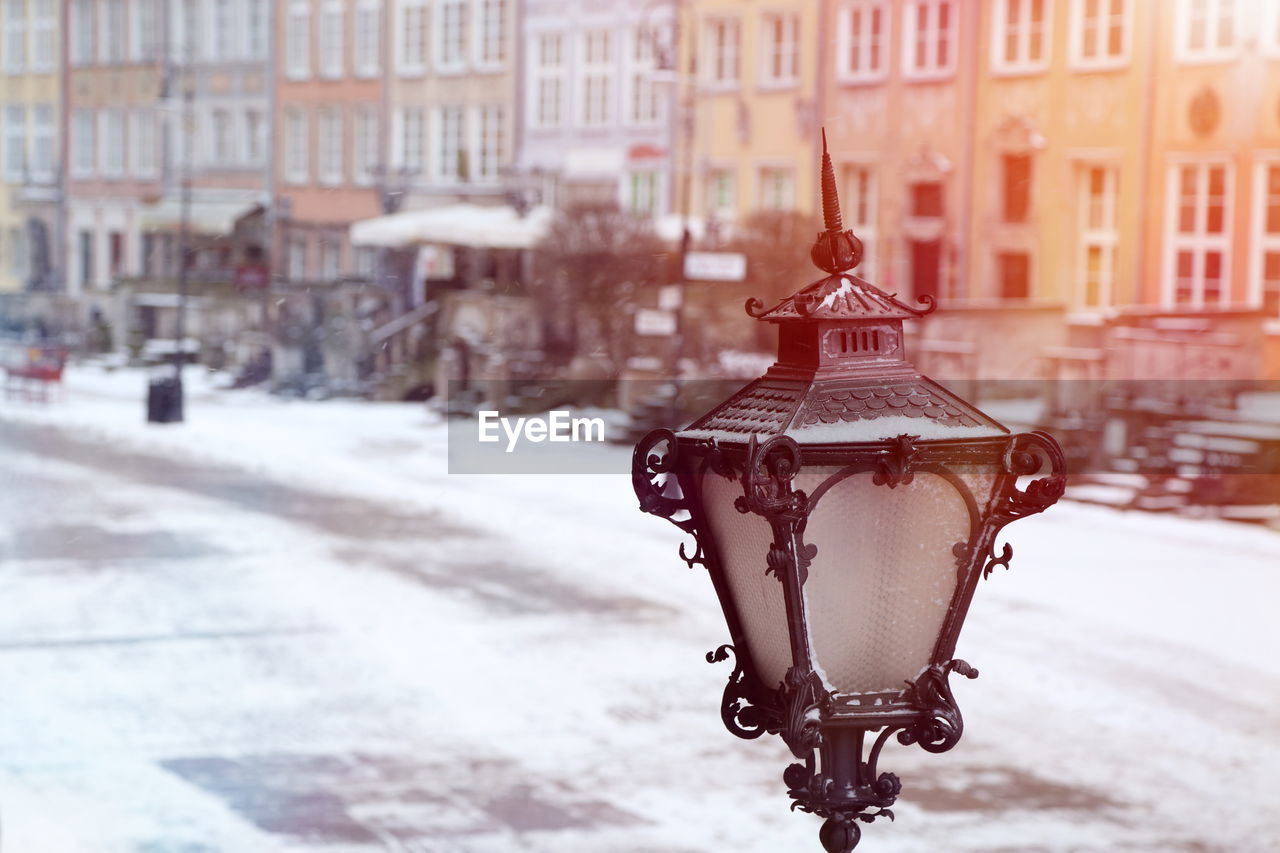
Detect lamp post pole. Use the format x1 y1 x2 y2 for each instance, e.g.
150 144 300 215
170 71 194 421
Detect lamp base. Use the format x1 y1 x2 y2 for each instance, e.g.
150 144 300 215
819 817 862 853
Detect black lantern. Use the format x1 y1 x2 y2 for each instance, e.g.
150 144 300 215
632 134 1065 852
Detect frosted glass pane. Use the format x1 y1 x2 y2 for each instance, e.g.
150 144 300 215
801 470 972 695
701 471 793 691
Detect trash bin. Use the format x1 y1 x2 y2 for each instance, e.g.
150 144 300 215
147 376 184 423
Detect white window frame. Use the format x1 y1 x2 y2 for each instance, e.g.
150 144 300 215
353 105 379 185
71 109 95 177
355 0 382 78
100 109 126 178
628 170 661 216
474 105 503 184
244 108 265 165
758 11 800 89
836 1 889 84
397 0 427 75
579 29 614 128
130 0 158 62
1163 158 1233 308
4 105 26 181
31 0 56 70
210 107 235 166
1248 157 1280 317
473 0 507 70
1068 0 1131 69
319 0 345 79
99 0 127 63
703 16 741 90
902 0 956 80
132 109 159 178
530 32 565 129
30 104 55 183
627 26 662 127
758 163 796 211
286 1 312 80
992 0 1052 74
1174 0 1240 64
393 106 426 174
71 0 94 66
842 162 878 282
211 0 237 60
436 0 468 73
706 166 737 220
5 0 27 74
1074 162 1119 310
437 106 465 180
246 0 269 58
284 108 310 185
318 107 345 186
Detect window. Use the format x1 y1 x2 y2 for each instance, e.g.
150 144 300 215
759 166 795 211
101 110 126 177
903 0 955 78
246 0 268 57
4 106 25 181
245 109 264 165
32 0 56 69
355 0 381 77
993 0 1050 72
704 17 740 87
319 241 341 281
288 237 307 280
532 33 565 128
437 0 467 71
629 27 662 126
180 0 200 57
1076 164 1118 308
108 231 125 277
131 0 157 61
843 164 877 279
5 0 26 73
354 107 379 185
71 0 94 65
285 108 310 184
101 0 126 63
475 106 503 183
79 230 95 289
910 181 944 217
31 105 54 182
133 109 158 177
320 0 344 78
837 1 888 82
399 0 427 74
1002 154 1033 222
396 107 425 173
1251 162 1280 317
998 252 1031 299
354 247 378 278
707 168 736 218
630 171 660 216
1176 0 1239 62
72 109 95 177
211 109 233 165
318 108 344 185
1166 161 1231 307
286 1 311 79
438 106 465 180
1070 0 1128 67
10 228 27 278
212 0 236 59
476 0 506 68
581 30 613 127
760 12 799 86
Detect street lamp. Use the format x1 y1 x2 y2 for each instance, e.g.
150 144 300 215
632 134 1065 852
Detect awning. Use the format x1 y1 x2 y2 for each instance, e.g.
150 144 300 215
139 199 258 235
350 204 553 249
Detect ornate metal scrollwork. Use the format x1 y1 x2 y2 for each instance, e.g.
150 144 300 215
898 659 979 754
735 434 808 520
781 665 831 758
706 645 773 740
632 429 708 569
872 434 919 488
976 431 1068 579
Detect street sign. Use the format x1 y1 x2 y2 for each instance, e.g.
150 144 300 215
684 251 747 282
234 264 270 291
635 308 677 336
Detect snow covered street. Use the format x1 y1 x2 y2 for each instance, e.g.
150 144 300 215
1 366 1278 852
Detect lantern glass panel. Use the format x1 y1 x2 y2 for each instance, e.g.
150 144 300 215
700 470 794 690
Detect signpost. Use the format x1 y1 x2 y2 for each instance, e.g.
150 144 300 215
683 251 747 282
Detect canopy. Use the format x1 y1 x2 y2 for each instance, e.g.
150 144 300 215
350 204 553 249
140 199 258 235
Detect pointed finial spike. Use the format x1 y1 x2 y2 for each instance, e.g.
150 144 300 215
820 128 842 234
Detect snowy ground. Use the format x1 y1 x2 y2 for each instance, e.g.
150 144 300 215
0 365 1278 852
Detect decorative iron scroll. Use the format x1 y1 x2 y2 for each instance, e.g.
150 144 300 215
898 659 980 754
781 665 832 758
872 434 919 488
735 434 807 520
632 429 708 569
979 431 1068 579
706 645 774 740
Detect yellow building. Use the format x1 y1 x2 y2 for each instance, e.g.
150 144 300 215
680 0 822 229
0 0 61 296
